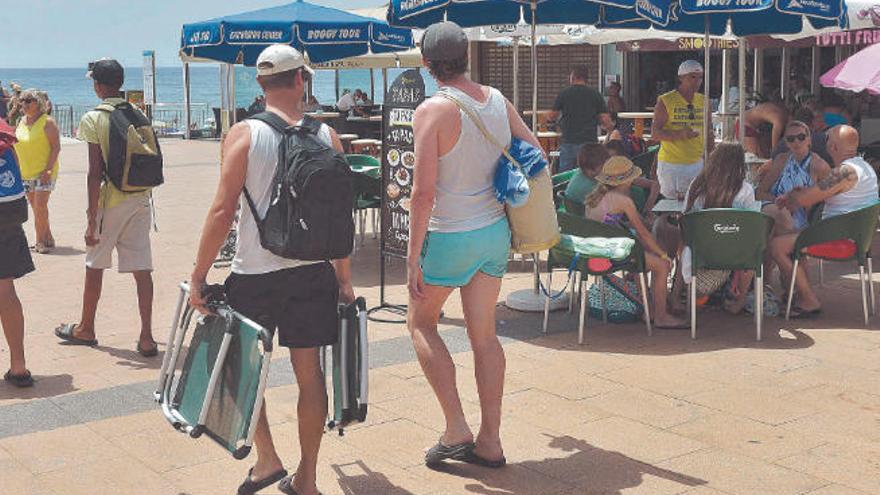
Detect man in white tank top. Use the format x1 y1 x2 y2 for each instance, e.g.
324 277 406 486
189 45 354 495
408 22 544 469
770 125 878 318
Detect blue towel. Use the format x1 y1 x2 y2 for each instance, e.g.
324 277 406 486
493 137 548 207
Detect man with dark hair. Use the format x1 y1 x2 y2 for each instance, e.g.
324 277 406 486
54 59 158 357
549 64 611 171
189 44 353 495
408 21 540 469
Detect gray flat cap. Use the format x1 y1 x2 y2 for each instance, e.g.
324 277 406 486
421 21 468 62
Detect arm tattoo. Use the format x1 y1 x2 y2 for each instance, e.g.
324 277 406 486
818 166 854 191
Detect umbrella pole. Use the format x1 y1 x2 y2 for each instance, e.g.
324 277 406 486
738 38 746 146
183 62 191 140
531 1 538 133
370 68 375 103
513 36 520 111
703 15 711 160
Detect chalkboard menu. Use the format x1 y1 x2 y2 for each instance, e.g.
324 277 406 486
381 69 425 258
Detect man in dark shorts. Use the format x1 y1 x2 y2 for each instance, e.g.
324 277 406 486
549 65 611 172
189 44 354 495
0 142 34 388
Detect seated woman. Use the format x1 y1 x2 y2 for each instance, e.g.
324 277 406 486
584 157 687 329
683 143 761 314
756 120 831 237
565 143 659 215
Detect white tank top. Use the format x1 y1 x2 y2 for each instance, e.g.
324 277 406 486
822 156 878 219
429 86 510 233
232 119 333 275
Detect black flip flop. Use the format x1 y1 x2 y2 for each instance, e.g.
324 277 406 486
54 323 98 346
4 370 34 388
137 341 159 358
425 440 475 466
277 475 323 495
462 449 507 469
237 467 288 495
790 307 822 320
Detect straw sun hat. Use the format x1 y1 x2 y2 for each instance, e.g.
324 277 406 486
595 156 641 186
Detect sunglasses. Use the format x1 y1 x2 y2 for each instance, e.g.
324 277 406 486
687 103 696 121
21 98 36 104
785 133 807 143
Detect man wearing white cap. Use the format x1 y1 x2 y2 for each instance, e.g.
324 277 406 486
651 60 712 199
189 44 354 495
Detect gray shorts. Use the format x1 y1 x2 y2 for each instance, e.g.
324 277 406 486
86 195 153 272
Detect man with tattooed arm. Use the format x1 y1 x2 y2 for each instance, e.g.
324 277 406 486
770 125 878 318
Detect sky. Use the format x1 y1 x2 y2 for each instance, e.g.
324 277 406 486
3 0 382 68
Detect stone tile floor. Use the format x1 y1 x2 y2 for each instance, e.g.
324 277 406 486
0 140 878 494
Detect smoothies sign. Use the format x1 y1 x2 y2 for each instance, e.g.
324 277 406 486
381 70 425 258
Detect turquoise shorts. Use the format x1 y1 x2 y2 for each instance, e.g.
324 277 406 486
421 217 511 287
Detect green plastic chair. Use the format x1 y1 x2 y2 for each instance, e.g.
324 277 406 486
351 168 381 247
681 209 774 340
543 212 651 344
784 201 880 325
346 154 380 176
552 169 579 208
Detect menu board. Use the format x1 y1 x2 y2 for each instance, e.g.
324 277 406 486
381 70 425 258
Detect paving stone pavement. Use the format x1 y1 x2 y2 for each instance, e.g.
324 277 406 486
0 139 878 495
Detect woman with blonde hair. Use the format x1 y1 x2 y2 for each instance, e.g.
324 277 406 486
14 89 60 253
585 157 687 329
684 142 761 314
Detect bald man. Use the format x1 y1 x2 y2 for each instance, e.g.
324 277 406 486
770 125 878 318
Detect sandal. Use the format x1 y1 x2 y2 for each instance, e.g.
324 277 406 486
790 307 822 319
54 323 98 346
33 243 51 254
237 467 288 495
462 449 507 469
4 370 34 388
137 340 159 358
425 439 475 467
278 475 323 495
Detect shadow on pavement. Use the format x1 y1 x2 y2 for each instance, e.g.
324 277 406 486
0 373 75 400
332 460 418 495
44 245 86 256
429 434 706 495
96 345 165 371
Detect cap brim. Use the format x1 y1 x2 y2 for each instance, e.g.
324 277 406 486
85 71 94 80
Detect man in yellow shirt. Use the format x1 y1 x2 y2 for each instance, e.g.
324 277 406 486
54 59 157 357
652 60 713 199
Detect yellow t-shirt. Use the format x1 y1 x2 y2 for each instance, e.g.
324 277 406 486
14 114 60 180
77 97 149 209
657 90 705 165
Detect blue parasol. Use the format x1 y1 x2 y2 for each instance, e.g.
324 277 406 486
181 0 414 64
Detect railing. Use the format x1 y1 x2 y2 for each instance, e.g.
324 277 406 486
51 102 215 138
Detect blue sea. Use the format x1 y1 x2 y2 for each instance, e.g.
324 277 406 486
0 65 434 109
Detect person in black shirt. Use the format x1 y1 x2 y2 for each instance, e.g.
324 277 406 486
549 65 611 172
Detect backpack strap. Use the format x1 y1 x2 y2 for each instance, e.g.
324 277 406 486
249 111 320 135
95 101 130 113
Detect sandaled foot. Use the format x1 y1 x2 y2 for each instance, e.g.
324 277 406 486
790 306 822 319
654 317 689 330
278 474 322 495
462 448 507 468
33 242 51 254
4 370 34 388
136 340 158 357
425 439 475 467
54 323 98 346
237 467 288 495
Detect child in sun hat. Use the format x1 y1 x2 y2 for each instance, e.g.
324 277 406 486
584 156 688 329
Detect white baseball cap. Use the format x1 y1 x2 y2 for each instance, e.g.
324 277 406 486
678 60 704 76
256 44 314 76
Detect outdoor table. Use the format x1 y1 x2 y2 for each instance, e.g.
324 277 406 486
351 138 382 157
524 110 556 131
338 133 359 153
537 131 560 154
617 112 654 139
346 115 383 123
307 112 340 120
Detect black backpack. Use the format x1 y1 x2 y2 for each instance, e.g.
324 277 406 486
95 101 164 192
244 112 354 261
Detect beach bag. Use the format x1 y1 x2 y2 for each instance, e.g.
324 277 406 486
436 91 559 254
244 112 354 261
744 284 780 317
588 274 643 323
0 149 27 229
95 101 164 192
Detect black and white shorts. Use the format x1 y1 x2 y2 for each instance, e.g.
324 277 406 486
225 262 339 349
0 225 35 280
